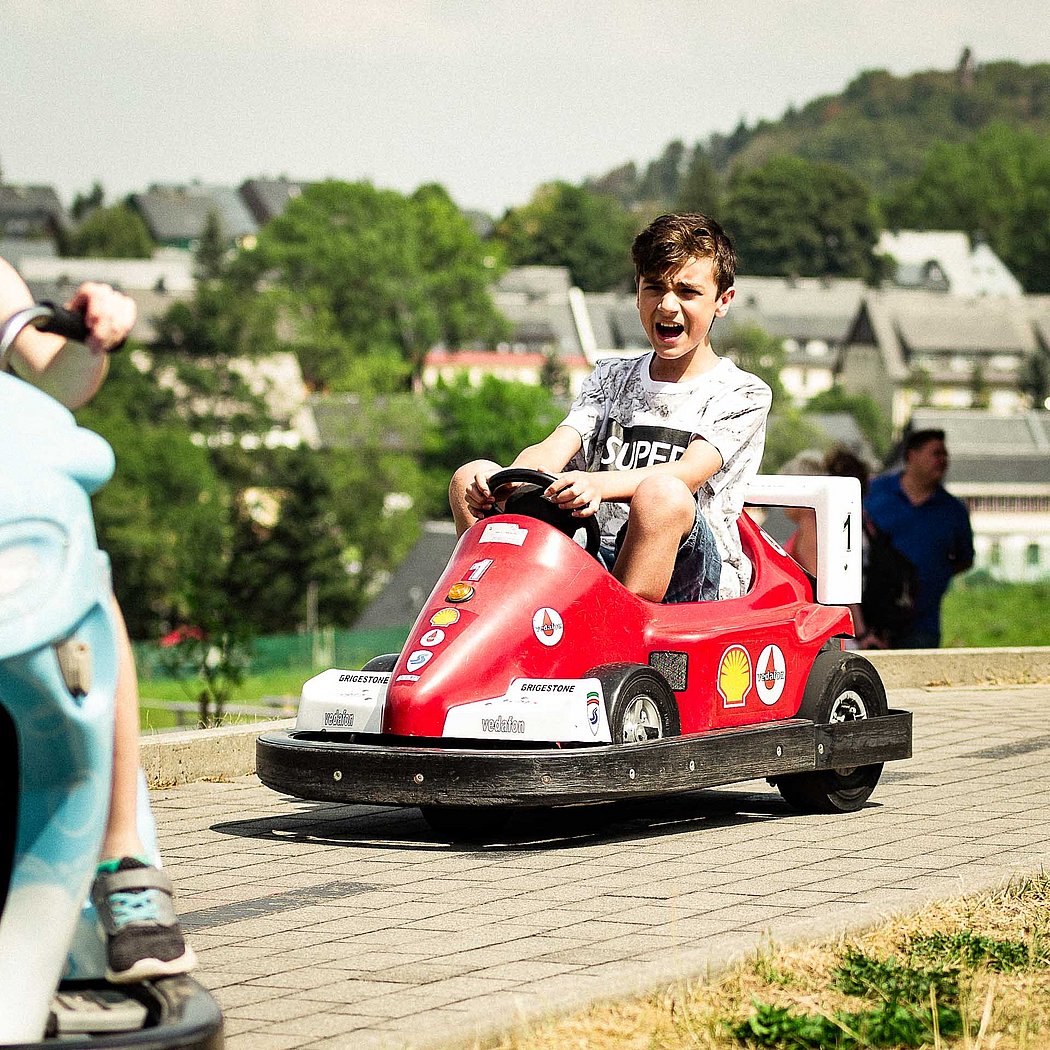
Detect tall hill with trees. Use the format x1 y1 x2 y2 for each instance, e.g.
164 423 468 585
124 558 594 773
587 53 1050 207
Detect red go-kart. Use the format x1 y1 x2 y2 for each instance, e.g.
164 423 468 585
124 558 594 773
257 469 912 838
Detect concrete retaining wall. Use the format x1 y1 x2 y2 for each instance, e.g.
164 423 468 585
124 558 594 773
140 647 1050 789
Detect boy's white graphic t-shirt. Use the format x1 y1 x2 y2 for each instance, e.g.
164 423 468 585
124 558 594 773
560 352 771 598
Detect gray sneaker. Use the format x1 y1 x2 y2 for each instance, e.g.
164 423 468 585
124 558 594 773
90 859 197 983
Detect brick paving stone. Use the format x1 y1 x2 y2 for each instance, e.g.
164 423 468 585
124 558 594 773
150 683 1050 1049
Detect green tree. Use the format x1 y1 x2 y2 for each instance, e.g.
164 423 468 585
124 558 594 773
803 387 893 459
77 355 231 639
71 181 105 222
760 408 828 474
422 375 564 506
66 202 154 259
675 145 722 215
723 156 884 280
232 180 506 389
223 448 359 634
719 321 787 405
884 123 1050 292
492 182 637 291
194 209 227 282
637 140 687 204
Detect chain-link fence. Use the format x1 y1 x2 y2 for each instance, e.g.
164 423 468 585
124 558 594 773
134 626 411 681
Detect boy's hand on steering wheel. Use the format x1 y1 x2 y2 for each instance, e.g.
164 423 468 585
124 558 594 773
544 470 602 517
67 282 136 354
464 465 500 520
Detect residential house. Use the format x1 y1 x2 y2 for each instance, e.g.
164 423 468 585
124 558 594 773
421 266 591 396
899 409 1050 582
239 177 308 226
878 230 1024 298
728 276 866 403
132 184 258 250
836 290 1042 429
0 183 66 255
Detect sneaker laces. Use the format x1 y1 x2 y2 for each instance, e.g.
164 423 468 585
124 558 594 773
107 888 166 929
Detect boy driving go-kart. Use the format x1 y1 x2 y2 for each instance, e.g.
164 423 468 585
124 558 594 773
258 215 912 840
450 212 771 604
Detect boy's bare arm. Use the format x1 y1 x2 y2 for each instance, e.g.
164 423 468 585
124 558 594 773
546 437 723 517
510 426 584 474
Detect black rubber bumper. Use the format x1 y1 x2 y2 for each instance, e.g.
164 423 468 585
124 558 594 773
12 975 223 1049
257 710 912 808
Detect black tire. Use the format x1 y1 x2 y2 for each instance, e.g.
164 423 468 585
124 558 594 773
777 650 888 813
589 663 681 743
360 653 399 672
419 805 510 842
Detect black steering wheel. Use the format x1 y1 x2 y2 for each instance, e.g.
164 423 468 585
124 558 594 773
485 468 602 559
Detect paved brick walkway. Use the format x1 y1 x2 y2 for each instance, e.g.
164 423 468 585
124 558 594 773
154 684 1050 1050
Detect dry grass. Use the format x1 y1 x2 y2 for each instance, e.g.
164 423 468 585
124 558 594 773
483 872 1050 1050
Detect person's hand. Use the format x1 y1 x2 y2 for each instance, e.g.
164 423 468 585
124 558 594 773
463 467 499 521
67 282 136 354
858 630 889 650
544 470 603 517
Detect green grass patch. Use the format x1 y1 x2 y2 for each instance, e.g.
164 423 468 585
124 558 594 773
942 579 1050 647
732 950 963 1049
487 872 1050 1050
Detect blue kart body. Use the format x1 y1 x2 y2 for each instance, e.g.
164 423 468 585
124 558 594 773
0 373 221 1046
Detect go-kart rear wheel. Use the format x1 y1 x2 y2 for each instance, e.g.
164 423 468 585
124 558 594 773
419 805 510 842
590 663 680 743
777 650 888 814
361 653 399 672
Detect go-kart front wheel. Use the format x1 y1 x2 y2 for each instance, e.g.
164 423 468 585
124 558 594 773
590 663 681 743
777 650 888 813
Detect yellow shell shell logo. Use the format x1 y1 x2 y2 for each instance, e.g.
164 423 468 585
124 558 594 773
717 645 752 708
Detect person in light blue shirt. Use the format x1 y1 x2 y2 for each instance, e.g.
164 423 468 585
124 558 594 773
865 429 974 648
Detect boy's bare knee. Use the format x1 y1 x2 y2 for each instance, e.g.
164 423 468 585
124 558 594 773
632 475 695 528
449 460 492 499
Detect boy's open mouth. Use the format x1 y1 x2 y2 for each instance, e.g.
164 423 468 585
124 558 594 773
655 322 684 338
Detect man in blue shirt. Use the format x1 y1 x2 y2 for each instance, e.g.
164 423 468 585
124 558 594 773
865 429 974 648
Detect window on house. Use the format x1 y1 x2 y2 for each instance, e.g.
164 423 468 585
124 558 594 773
1025 543 1041 568
988 542 1002 566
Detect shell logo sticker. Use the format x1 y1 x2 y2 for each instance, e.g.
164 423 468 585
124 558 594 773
717 645 752 708
420 628 445 647
430 608 460 627
532 607 564 647
406 650 433 672
586 691 601 736
756 644 787 706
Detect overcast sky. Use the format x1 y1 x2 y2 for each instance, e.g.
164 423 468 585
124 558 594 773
2 1 1047 217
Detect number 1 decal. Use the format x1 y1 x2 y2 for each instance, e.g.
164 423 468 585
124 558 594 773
842 513 852 552
465 559 493 582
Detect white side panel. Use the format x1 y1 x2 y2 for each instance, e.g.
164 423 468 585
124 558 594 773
295 669 389 733
745 474 862 605
443 678 611 743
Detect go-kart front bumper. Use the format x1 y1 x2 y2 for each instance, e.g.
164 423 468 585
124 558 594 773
4 975 223 1050
257 709 912 808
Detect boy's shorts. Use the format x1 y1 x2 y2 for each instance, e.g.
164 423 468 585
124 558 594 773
598 505 721 603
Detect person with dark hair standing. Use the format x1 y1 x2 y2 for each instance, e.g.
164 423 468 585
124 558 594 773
864 429 974 648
